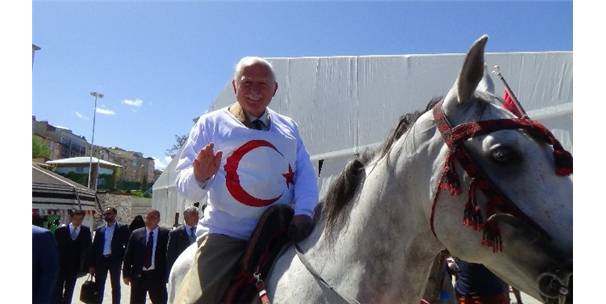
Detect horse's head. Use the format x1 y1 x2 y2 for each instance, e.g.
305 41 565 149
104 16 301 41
430 35 572 302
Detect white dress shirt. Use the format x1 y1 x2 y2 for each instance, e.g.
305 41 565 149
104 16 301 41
246 110 271 130
69 223 81 240
186 225 197 241
142 226 159 271
103 222 116 256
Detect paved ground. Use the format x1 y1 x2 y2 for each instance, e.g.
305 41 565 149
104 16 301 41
71 270 151 303
68 271 543 304
510 290 543 304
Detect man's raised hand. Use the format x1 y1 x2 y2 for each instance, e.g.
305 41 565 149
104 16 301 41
193 143 223 183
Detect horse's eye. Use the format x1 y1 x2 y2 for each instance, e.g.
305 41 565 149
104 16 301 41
490 146 518 165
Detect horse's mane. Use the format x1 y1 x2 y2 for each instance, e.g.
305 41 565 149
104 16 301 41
322 97 442 232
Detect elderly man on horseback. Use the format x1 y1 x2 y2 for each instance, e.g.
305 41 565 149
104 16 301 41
173 56 319 303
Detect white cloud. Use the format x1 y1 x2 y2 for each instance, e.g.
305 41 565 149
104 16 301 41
153 156 173 171
122 98 144 107
75 111 89 120
96 107 116 115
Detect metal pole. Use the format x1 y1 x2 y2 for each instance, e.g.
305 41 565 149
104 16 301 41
87 92 103 189
492 65 528 119
95 157 101 191
32 44 41 69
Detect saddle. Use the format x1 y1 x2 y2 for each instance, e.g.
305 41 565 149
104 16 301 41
221 204 294 304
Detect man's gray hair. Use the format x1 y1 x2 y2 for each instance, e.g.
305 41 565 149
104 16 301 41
183 206 199 217
234 56 276 82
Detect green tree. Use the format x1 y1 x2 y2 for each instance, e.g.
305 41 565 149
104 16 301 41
32 135 50 159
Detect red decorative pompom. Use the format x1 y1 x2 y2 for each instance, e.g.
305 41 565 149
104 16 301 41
554 148 573 176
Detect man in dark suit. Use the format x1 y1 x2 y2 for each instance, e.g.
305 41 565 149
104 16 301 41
166 206 199 276
54 210 92 304
87 207 130 304
123 209 170 304
33 225 59 304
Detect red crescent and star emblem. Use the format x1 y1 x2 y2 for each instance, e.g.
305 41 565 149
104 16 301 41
224 139 295 207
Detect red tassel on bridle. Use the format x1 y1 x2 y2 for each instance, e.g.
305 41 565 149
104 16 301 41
553 142 573 176
463 178 483 231
439 153 462 196
482 221 502 253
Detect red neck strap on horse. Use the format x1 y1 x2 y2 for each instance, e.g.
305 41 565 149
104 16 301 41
429 100 573 252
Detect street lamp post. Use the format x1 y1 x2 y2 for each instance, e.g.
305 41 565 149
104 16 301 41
32 44 41 68
87 91 104 189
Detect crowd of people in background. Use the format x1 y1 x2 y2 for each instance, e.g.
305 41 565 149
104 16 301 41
32 206 201 304
34 206 528 304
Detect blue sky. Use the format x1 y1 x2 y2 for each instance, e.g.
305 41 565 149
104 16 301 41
32 1 572 170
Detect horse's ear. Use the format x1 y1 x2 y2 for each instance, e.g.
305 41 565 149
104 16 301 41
457 35 488 103
443 35 489 119
477 64 495 95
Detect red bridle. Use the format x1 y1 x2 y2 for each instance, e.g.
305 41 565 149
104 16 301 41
430 99 573 252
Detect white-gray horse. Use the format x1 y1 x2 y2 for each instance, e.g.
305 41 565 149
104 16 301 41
169 35 572 303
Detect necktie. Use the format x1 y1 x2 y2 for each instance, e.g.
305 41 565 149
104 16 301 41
251 119 265 130
144 230 154 268
189 227 196 243
71 227 78 240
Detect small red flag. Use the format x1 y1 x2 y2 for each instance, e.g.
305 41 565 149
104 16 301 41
503 90 523 117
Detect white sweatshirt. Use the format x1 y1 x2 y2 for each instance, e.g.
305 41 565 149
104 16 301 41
175 106 319 240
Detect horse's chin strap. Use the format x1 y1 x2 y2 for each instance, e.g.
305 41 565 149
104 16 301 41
429 100 572 252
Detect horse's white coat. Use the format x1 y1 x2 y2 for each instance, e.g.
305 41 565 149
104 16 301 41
168 35 572 303
168 242 197 303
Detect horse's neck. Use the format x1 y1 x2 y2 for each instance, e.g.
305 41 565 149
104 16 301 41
308 117 445 303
